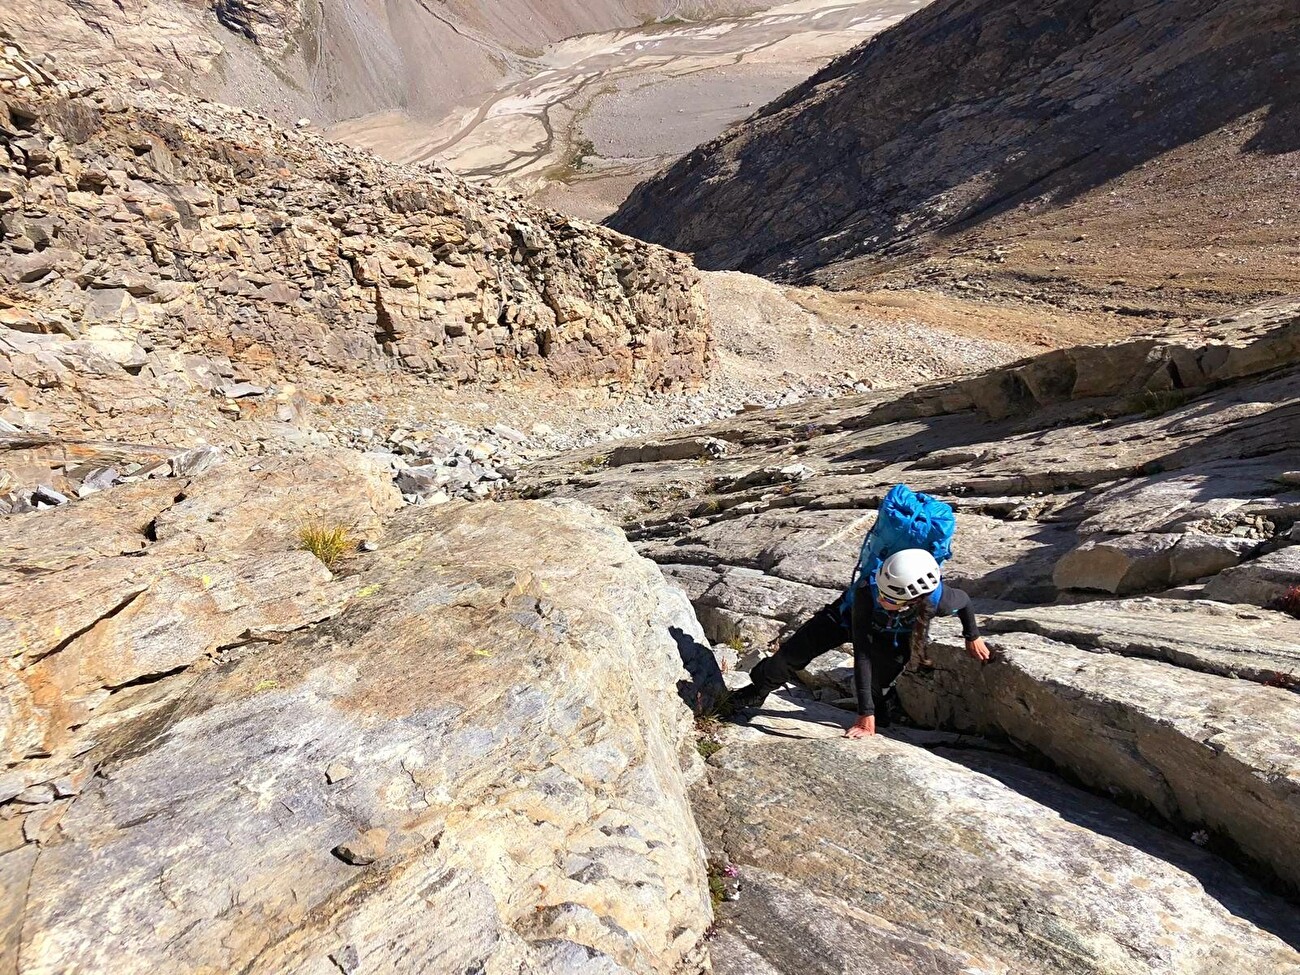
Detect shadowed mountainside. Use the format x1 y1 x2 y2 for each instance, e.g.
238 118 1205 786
609 0 1300 320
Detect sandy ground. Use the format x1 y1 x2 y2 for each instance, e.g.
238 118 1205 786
331 0 926 218
701 271 1029 391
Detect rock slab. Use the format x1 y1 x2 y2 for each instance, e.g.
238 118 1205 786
9 499 714 974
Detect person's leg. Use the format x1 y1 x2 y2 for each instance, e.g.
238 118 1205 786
733 599 850 709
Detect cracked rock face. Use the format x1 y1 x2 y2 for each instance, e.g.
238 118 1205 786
900 626 1300 885
524 299 1300 968
3 494 714 973
0 450 401 793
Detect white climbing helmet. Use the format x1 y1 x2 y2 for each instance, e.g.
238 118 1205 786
876 549 942 603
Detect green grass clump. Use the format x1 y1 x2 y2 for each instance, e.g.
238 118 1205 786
299 521 355 569
697 739 723 760
708 870 727 909
692 688 733 759
706 858 739 911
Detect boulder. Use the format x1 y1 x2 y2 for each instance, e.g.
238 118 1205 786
10 500 713 974
1204 545 1300 607
168 445 226 477
1053 532 1258 594
394 463 450 496
661 563 835 648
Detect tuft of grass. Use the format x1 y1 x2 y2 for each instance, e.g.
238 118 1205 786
299 520 355 569
708 870 727 909
706 858 739 911
1273 584 1300 621
576 454 608 473
724 634 746 653
693 687 734 757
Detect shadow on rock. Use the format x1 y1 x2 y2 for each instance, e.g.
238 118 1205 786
931 744 1300 949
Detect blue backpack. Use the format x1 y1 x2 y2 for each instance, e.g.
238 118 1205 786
842 484 956 618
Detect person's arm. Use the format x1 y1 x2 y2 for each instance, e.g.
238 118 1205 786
853 641 874 718
846 581 877 737
937 586 990 661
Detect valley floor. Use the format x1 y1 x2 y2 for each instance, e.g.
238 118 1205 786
329 0 928 221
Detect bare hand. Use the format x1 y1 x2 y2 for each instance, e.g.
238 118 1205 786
966 637 991 662
845 715 876 738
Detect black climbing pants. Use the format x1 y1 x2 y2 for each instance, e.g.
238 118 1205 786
744 595 910 719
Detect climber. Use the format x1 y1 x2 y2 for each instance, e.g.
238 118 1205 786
727 550 991 737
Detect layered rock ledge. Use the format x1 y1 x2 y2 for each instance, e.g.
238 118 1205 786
523 299 1300 968
0 39 711 396
699 697 1300 975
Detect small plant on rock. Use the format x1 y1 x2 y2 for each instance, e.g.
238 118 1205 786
693 688 733 757
696 738 723 760
706 858 741 910
1124 388 1192 418
1273 584 1300 620
708 870 727 910
299 520 355 569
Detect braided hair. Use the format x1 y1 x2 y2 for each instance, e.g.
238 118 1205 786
909 594 937 662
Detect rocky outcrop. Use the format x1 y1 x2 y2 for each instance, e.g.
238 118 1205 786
521 298 1300 967
0 39 713 511
900 629 1300 890
609 0 1300 319
211 0 302 50
0 451 401 790
2 479 716 973
526 301 1300 612
1204 545 1300 608
981 598 1300 685
0 43 710 394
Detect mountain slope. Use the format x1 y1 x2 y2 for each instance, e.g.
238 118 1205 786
608 0 1300 318
1 0 760 128
522 297 1300 967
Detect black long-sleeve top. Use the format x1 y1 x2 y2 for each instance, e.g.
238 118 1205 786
848 583 980 716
